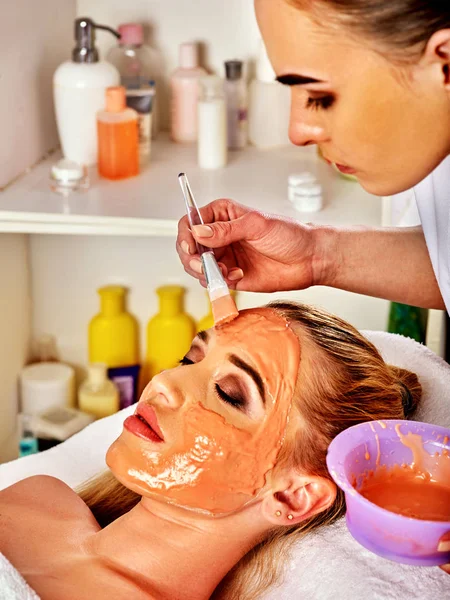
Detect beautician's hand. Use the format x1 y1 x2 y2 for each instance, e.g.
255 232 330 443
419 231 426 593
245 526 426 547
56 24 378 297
176 198 320 292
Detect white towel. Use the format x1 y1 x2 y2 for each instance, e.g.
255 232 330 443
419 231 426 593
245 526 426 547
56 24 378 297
1 331 450 600
0 553 39 600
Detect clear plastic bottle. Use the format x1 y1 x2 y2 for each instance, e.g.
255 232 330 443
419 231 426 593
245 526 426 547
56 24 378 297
106 23 163 140
78 363 119 419
170 42 207 143
198 76 227 169
248 40 291 149
97 86 139 180
224 60 248 149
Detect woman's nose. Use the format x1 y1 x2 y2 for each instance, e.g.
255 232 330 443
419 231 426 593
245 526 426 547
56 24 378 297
147 371 184 409
288 93 329 147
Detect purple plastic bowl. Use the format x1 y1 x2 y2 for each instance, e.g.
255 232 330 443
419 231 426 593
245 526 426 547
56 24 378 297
326 419 450 566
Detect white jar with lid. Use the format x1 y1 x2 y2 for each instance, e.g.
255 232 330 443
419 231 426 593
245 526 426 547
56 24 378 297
288 172 323 213
20 362 75 415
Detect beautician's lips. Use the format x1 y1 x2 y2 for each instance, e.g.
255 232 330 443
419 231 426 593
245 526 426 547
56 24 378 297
323 154 357 175
124 404 164 443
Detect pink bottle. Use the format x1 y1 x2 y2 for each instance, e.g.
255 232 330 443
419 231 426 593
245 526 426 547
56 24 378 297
170 42 207 143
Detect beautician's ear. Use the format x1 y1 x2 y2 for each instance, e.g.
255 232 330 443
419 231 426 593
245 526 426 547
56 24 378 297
422 30 450 87
261 471 337 526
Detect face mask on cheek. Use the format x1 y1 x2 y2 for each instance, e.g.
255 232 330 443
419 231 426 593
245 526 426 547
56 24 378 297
109 309 301 515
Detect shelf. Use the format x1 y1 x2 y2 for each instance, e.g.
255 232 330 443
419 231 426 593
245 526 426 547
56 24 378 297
0 136 382 236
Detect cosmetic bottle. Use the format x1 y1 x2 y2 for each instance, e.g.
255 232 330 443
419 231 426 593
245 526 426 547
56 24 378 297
106 23 163 143
18 414 39 457
170 42 207 143
248 39 291 149
197 290 237 332
224 60 248 150
198 76 227 169
53 18 120 166
145 286 195 380
20 362 75 415
78 363 120 419
89 286 140 408
97 86 139 180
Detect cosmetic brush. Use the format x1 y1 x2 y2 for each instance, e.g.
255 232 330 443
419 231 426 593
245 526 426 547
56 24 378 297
178 172 239 327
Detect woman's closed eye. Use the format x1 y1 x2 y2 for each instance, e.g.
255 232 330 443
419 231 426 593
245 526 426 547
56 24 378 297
306 95 335 110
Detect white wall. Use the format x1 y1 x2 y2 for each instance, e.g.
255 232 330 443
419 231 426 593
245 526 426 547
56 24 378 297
0 0 75 187
29 234 389 385
0 235 31 462
76 0 260 129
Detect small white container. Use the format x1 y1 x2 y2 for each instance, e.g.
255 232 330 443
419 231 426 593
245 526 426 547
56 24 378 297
288 173 323 213
20 362 75 415
198 76 227 169
32 406 95 442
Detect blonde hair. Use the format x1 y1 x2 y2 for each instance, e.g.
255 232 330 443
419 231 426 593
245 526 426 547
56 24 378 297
78 301 421 599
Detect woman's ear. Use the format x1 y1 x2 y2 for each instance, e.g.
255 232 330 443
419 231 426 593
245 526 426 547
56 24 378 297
261 470 337 526
421 30 450 88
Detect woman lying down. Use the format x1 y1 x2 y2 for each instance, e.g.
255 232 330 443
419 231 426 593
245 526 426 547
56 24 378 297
0 302 421 600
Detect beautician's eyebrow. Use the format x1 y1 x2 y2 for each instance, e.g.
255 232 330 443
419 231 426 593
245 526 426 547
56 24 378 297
276 74 324 86
228 354 266 405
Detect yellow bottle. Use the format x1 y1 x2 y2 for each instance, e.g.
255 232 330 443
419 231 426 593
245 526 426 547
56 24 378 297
197 289 237 332
78 363 119 419
145 286 195 380
89 285 139 367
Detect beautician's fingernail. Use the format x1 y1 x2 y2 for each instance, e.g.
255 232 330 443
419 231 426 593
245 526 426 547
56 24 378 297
438 541 450 552
189 259 203 274
228 268 244 281
193 225 213 238
181 241 191 255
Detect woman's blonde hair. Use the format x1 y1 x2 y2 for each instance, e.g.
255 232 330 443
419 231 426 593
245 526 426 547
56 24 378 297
78 301 421 599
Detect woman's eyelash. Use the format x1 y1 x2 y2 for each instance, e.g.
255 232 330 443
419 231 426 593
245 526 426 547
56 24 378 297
306 95 334 110
214 383 245 410
179 356 194 366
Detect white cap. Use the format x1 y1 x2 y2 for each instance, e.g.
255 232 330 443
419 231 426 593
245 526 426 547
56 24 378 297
88 363 108 387
179 42 199 69
51 159 84 183
256 39 275 83
288 172 318 187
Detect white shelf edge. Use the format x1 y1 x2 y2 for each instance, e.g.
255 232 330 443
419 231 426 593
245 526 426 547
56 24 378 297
0 214 178 236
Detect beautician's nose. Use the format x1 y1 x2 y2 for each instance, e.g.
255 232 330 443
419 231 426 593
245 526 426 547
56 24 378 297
288 92 329 147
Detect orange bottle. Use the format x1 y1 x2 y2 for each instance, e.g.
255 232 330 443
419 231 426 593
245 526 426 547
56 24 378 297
97 86 139 179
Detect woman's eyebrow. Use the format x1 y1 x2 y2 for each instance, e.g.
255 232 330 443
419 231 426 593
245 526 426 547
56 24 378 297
276 74 324 86
196 330 210 344
228 354 266 405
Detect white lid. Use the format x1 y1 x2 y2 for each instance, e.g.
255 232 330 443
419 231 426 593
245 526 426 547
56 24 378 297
288 172 318 186
179 42 199 69
51 159 84 183
291 181 323 197
256 39 275 83
88 363 108 387
21 362 74 387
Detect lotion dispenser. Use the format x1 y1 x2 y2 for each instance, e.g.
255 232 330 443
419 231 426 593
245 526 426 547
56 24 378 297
53 18 120 166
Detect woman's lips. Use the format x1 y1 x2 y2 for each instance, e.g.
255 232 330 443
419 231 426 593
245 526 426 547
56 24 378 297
334 163 357 175
124 404 164 443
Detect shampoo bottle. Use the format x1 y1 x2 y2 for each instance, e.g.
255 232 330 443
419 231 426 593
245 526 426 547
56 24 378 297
248 39 291 149
97 86 139 180
145 286 195 380
224 60 248 150
170 42 207 143
89 286 140 409
198 76 227 169
53 18 120 166
78 363 120 419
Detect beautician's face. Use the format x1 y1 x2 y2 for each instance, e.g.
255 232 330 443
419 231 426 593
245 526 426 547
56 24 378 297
256 0 450 196
107 308 301 515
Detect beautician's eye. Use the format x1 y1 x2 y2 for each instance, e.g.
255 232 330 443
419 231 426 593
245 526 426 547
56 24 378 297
215 383 245 410
306 95 335 110
179 356 194 366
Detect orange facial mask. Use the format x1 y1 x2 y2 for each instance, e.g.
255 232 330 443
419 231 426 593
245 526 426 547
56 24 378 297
107 308 301 515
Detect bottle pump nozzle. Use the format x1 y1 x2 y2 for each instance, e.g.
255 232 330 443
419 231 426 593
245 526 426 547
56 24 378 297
73 17 120 64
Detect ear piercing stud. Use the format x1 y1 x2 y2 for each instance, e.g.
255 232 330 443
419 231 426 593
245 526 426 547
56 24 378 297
287 514 294 520
275 510 282 517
